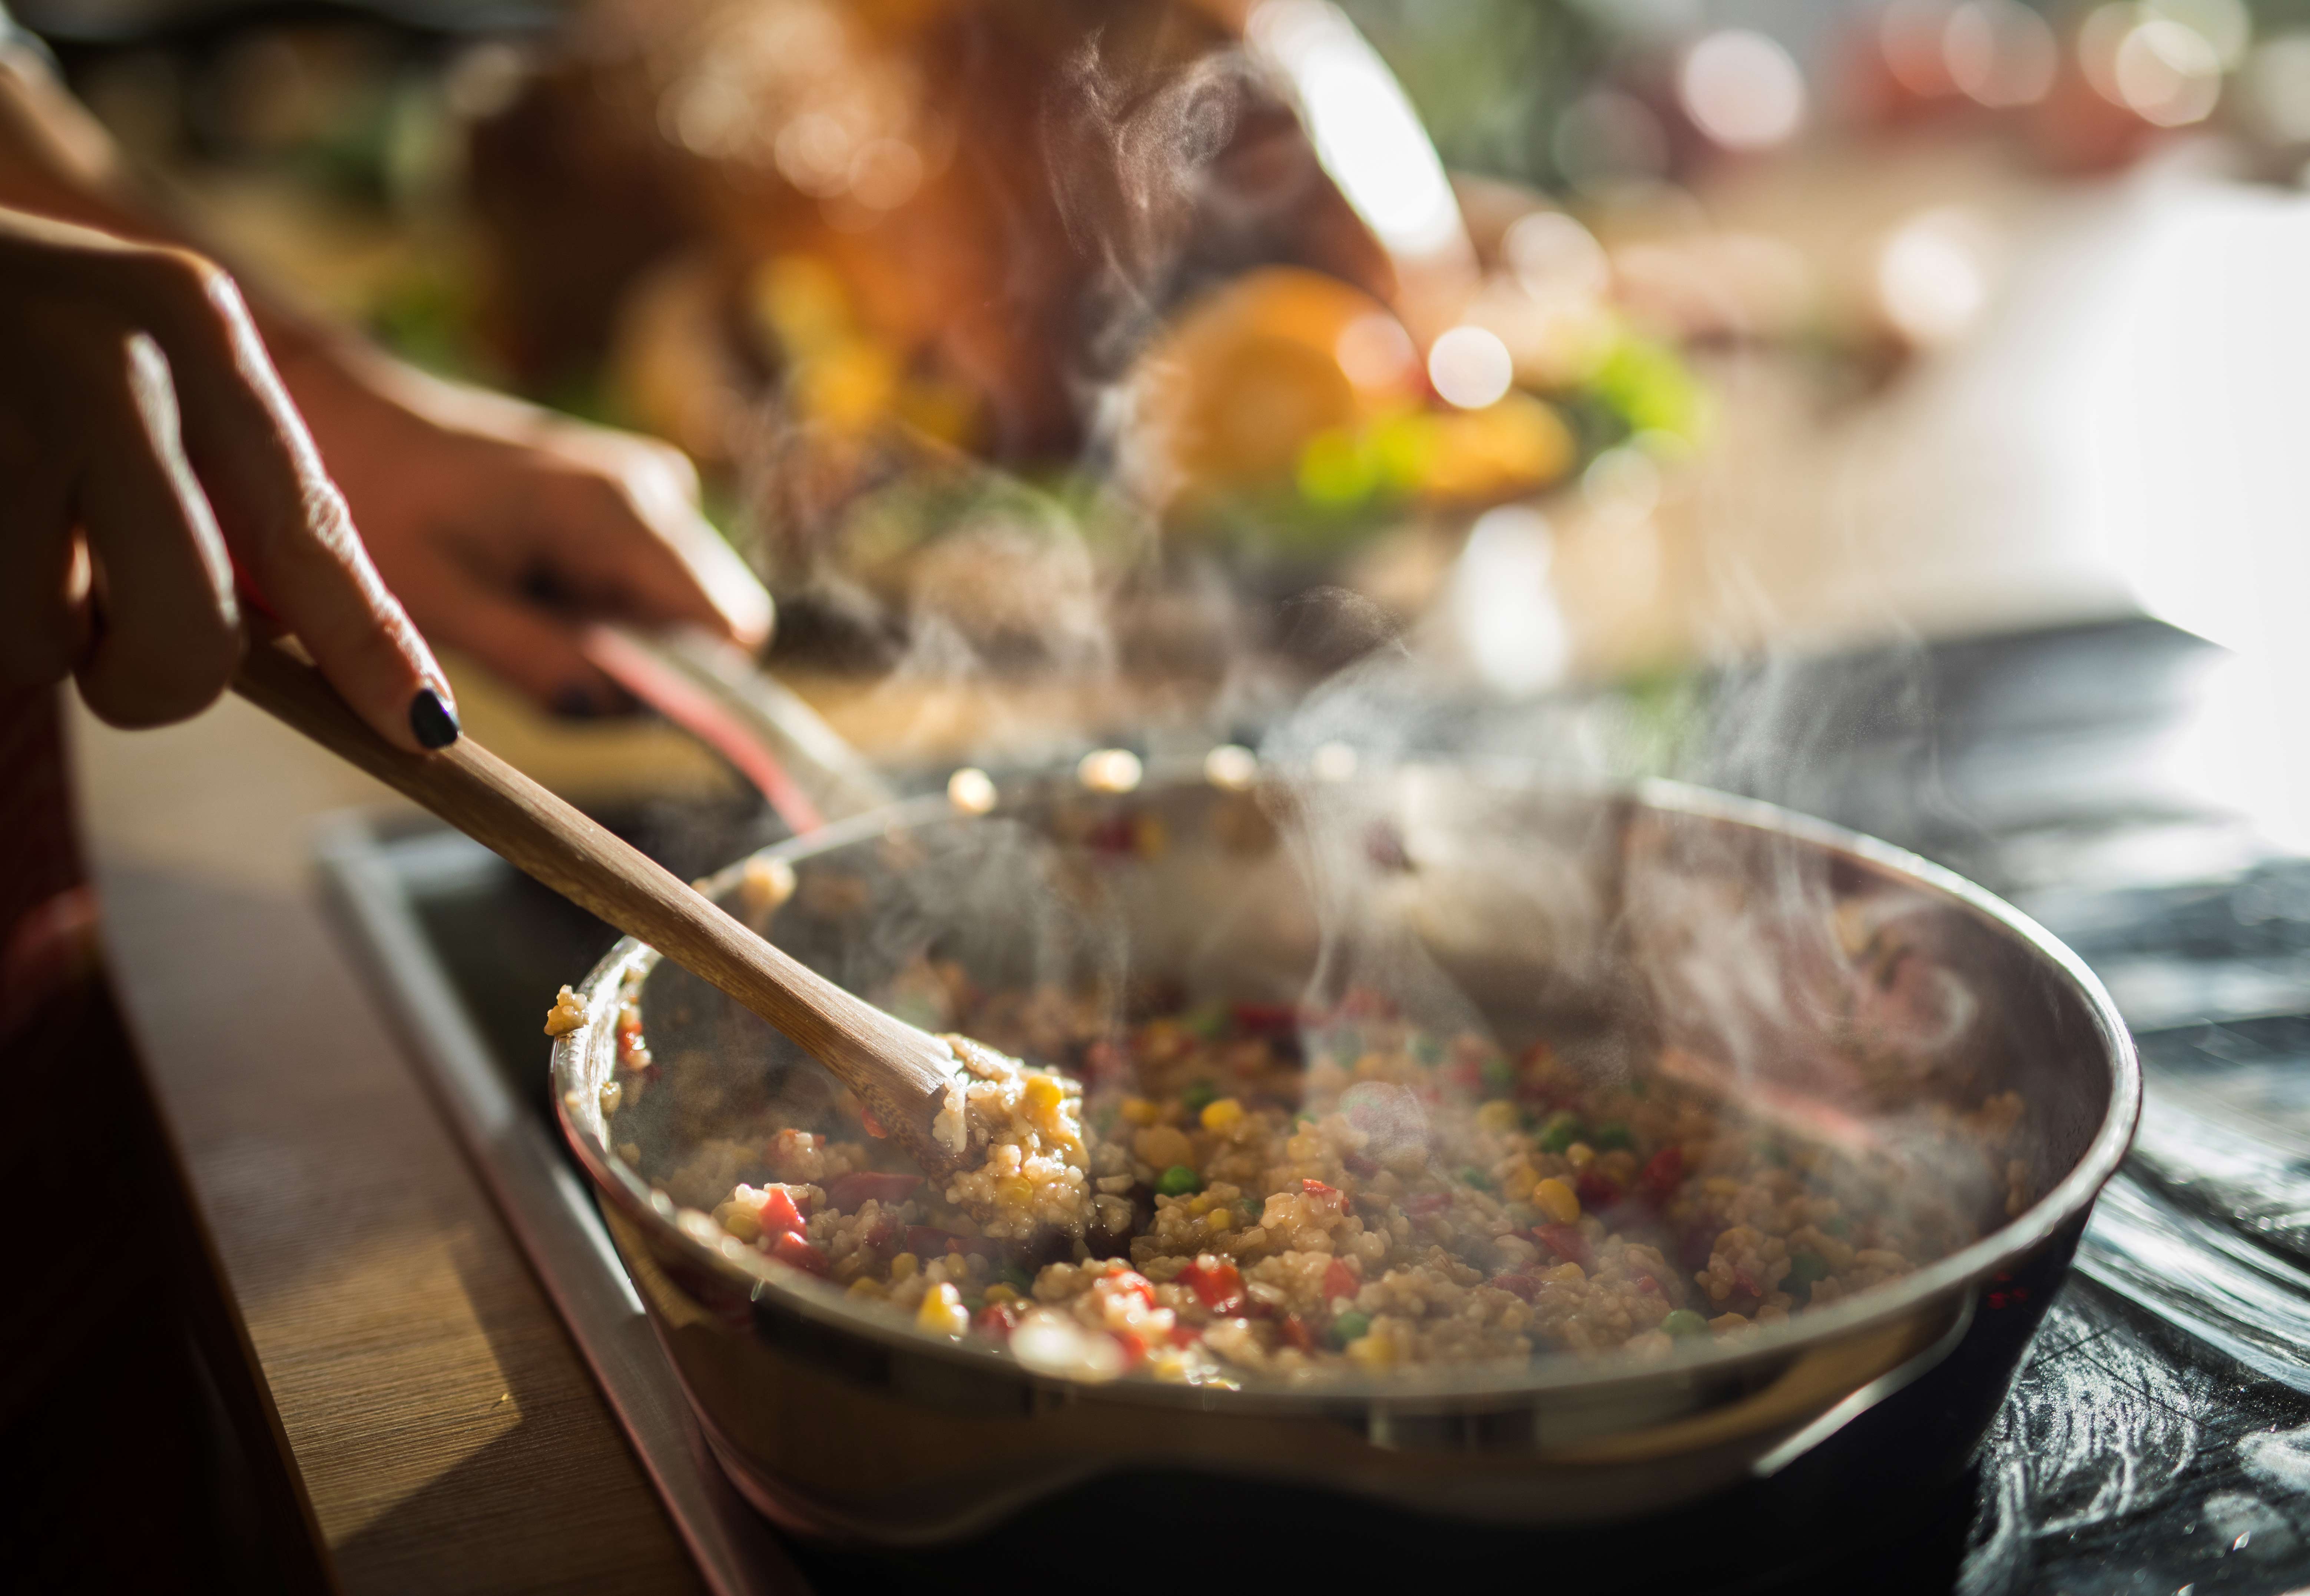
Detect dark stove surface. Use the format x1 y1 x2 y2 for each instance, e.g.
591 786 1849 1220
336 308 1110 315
353 618 2310 1596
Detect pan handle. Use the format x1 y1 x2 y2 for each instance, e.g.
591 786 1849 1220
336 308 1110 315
580 623 895 831
1749 1285 1979 1478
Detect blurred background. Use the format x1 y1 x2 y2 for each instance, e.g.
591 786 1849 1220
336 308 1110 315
19 0 2310 834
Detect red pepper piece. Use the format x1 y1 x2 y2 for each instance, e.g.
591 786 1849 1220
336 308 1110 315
1110 1328 1148 1369
907 1225 962 1257
860 1108 888 1139
1341 1151 1381 1181
822 1171 925 1213
1733 1268 1763 1300
1638 1145 1686 1204
1108 1270 1157 1308
768 1231 829 1277
1168 1323 1201 1349
1321 1258 1361 1303
1179 1257 1247 1315
976 1301 1024 1341
1635 1274 1664 1296
757 1186 808 1237
1575 1169 1624 1212
1233 1001 1298 1034
1492 1273 1541 1301
1408 1192 1453 1219
1280 1313 1319 1352
1534 1223 1593 1271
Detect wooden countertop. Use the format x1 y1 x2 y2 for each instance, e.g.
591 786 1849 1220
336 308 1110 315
69 687 710 1596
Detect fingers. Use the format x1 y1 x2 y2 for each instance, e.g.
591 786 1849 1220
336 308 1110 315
116 249 457 751
535 437 773 650
0 438 82 688
69 332 242 727
388 541 610 709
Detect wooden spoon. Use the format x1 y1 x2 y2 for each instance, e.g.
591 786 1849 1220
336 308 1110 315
232 640 966 1179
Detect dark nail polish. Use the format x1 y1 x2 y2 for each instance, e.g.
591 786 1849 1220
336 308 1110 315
410 688 461 750
551 685 601 720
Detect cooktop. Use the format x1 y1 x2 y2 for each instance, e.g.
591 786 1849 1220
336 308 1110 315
320 617 2310 1596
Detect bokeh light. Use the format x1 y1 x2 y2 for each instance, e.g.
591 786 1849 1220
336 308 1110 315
1334 311 1417 390
2082 4 2227 128
1877 209 1995 344
1943 0 2059 107
1503 210 1610 301
1679 29 1807 152
1427 325 1515 409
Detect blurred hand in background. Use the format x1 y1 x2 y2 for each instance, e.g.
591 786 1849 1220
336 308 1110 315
0 28 770 740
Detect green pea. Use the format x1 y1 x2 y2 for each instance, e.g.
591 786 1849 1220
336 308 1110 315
1180 1082 1219 1114
1328 1310 1373 1348
1591 1120 1635 1152
1478 1055 1515 1095
1536 1111 1584 1154
1156 1165 1203 1197
1787 1251 1829 1294
1411 1035 1444 1066
1460 1166 1494 1191
1662 1309 1708 1338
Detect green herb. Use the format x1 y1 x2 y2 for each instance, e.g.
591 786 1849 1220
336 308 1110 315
1787 1251 1829 1295
1536 1111 1584 1154
1590 1120 1635 1152
1180 1081 1219 1115
1460 1166 1494 1191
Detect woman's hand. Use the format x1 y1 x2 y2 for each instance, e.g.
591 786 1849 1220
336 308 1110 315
0 206 458 750
278 346 773 715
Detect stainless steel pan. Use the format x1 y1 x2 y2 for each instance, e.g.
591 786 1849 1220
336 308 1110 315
550 764 2137 1542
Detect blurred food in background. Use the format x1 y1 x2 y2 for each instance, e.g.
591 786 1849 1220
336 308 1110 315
25 0 2310 702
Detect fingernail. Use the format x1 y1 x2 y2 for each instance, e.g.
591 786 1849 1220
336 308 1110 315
552 685 601 720
410 687 461 750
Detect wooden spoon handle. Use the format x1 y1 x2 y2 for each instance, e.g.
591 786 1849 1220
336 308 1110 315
232 641 961 1177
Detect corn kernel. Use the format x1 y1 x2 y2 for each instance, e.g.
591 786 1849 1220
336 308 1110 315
983 1283 1019 1305
1532 1177 1581 1225
917 1281 970 1335
1119 1096 1160 1127
1474 1099 1521 1134
1204 1205 1233 1232
1544 1261 1587 1284
846 1277 888 1300
1565 1142 1595 1169
1200 1096 1245 1132
1343 1325 1396 1372
1024 1074 1066 1115
890 1252 919 1281
1502 1164 1539 1201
